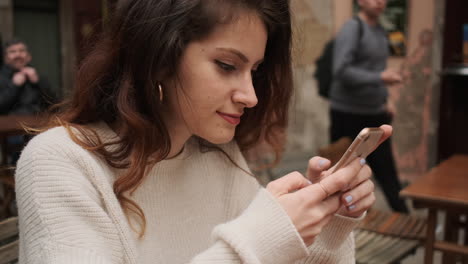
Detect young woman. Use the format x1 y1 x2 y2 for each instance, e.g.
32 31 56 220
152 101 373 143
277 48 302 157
15 0 385 263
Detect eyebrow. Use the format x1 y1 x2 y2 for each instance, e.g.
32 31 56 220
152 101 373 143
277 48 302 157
216 47 263 65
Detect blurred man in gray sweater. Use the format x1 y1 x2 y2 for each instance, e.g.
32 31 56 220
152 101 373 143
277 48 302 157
330 0 408 213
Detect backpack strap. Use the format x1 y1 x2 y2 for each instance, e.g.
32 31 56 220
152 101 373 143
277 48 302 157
353 16 364 46
351 16 364 62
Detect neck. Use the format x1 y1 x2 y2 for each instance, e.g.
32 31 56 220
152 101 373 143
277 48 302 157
108 119 189 159
166 131 189 159
358 11 379 26
163 114 192 159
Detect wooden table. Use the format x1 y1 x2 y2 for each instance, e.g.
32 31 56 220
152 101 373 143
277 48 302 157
400 154 468 264
0 114 45 135
0 114 45 164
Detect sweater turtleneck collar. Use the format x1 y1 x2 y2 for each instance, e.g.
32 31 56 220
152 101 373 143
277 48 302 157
89 121 194 163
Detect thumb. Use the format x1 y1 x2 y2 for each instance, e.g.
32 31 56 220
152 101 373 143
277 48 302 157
266 171 311 197
306 157 331 183
377 125 393 146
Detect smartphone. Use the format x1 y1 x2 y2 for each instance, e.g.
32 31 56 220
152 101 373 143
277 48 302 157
329 127 384 173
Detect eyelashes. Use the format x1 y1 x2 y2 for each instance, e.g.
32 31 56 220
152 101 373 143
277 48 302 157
215 60 236 72
214 60 259 75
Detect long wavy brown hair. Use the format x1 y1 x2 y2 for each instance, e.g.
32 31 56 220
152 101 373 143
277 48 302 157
44 0 293 237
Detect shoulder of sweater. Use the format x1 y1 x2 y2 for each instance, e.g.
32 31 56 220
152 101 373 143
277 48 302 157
343 18 361 30
336 19 361 41
20 126 103 171
24 123 114 154
24 126 80 154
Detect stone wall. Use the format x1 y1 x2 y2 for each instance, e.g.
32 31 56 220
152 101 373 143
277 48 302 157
390 0 440 181
286 0 334 155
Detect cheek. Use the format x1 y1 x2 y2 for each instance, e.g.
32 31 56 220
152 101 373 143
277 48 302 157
181 94 217 122
171 88 208 121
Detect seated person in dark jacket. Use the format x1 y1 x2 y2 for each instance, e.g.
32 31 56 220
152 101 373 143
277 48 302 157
1 39 57 164
0 38 56 115
0 34 3 69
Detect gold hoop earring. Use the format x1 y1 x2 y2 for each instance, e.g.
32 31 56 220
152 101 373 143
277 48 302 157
158 84 163 102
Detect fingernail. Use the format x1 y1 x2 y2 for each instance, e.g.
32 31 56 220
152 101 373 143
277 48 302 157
360 159 366 166
345 195 353 203
318 159 327 169
307 180 312 185
348 205 356 211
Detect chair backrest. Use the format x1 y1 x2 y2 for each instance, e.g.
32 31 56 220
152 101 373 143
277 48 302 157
318 137 352 166
0 217 19 264
0 167 16 219
354 209 427 263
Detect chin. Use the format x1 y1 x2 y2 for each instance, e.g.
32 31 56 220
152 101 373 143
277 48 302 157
205 136 234 145
201 130 235 145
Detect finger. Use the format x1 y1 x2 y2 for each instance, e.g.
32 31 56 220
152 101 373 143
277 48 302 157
266 171 310 197
318 193 341 215
345 164 372 191
303 158 365 202
341 179 375 207
377 125 392 145
306 157 331 183
362 125 393 155
344 191 376 218
299 196 337 230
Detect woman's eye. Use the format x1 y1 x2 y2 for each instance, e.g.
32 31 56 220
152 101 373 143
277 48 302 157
215 60 236 72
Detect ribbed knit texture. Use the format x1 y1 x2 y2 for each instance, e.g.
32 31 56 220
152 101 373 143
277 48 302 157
15 123 361 263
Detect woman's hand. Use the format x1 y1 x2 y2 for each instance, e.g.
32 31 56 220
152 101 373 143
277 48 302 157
266 158 366 246
307 156 374 218
307 125 393 218
337 165 375 218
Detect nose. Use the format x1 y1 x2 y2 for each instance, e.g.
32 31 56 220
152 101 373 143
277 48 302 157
232 74 258 108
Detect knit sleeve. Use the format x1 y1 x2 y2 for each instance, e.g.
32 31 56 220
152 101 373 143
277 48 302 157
295 214 363 264
191 141 360 264
15 132 126 264
191 188 308 264
192 189 361 264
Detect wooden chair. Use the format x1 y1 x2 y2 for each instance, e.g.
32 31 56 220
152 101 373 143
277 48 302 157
0 167 16 219
354 209 426 263
318 136 352 166
0 217 19 264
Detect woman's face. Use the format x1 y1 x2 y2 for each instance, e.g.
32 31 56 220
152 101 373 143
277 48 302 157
162 12 267 144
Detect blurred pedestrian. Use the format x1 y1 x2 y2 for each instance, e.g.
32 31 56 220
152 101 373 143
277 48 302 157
329 0 408 213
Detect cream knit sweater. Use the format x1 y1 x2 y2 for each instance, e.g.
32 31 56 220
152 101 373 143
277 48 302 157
15 123 360 264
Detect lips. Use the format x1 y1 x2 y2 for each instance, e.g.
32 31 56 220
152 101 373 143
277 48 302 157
217 112 242 125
